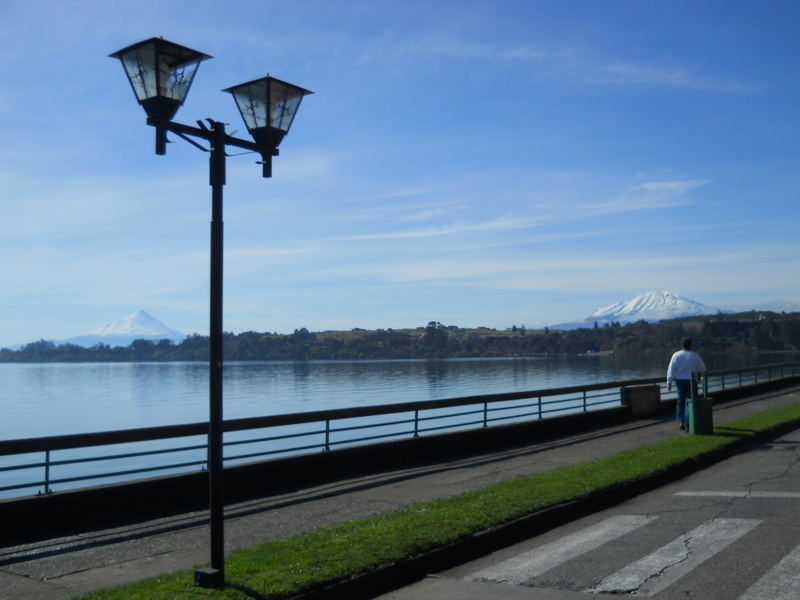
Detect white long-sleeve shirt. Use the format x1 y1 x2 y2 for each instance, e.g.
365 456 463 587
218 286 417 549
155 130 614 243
666 349 706 385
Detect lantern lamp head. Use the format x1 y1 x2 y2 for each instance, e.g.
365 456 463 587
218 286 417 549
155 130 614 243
224 76 312 151
110 37 211 122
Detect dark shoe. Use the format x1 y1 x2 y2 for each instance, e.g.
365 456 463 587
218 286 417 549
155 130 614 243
679 424 686 431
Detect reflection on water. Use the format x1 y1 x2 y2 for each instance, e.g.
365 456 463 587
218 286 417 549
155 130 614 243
1 352 796 439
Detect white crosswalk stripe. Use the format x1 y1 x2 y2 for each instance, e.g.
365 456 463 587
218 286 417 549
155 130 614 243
737 542 800 600
468 515 655 585
590 518 760 597
676 491 800 499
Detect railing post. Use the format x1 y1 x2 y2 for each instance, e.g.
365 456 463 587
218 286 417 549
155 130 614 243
483 402 489 428
583 390 587 412
413 410 420 438
538 396 542 419
44 450 52 495
324 419 331 451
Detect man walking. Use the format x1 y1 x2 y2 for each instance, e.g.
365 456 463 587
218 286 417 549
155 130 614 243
667 337 706 431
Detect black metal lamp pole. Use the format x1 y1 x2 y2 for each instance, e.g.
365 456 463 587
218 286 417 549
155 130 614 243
110 38 311 589
208 120 226 579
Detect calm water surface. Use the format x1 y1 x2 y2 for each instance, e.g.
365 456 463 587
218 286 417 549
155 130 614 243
0 353 789 440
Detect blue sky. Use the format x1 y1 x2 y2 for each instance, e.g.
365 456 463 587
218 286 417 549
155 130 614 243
1 0 799 347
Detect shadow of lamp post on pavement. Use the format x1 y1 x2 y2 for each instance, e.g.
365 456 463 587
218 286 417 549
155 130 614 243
109 37 311 589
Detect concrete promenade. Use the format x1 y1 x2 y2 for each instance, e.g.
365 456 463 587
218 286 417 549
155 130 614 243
1 384 799 600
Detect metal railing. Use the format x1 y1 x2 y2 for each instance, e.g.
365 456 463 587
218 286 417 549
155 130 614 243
1 362 798 499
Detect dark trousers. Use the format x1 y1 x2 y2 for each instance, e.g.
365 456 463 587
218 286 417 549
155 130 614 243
675 379 691 426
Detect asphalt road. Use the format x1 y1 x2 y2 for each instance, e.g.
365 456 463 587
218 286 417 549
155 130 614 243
375 428 800 600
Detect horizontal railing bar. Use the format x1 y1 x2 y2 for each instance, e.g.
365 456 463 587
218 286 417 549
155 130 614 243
587 399 618 408
0 481 47 493
415 419 486 436
227 442 328 462
46 443 209 468
0 458 212 493
414 409 483 423
46 459 209 486
487 410 543 424
0 425 209 455
0 461 47 473
327 417 417 435
223 429 327 448
326 429 418 448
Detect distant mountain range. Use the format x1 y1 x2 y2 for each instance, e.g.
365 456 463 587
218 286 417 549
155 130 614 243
746 299 800 313
58 310 186 348
9 294 800 350
551 291 800 330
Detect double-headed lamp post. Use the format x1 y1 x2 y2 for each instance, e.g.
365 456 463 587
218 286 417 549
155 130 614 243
110 38 311 589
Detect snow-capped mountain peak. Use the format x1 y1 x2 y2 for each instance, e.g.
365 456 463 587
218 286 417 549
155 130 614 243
590 291 717 323
547 291 720 330
588 291 717 324
63 311 186 348
87 310 180 338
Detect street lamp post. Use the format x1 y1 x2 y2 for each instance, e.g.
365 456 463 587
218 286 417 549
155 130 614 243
110 38 311 589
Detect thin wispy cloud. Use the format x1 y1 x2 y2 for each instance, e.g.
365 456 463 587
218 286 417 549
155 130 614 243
593 61 745 92
585 179 712 215
397 207 454 222
634 180 712 194
387 27 746 93
328 214 551 242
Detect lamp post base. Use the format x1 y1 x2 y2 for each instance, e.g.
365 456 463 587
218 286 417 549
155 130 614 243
195 567 224 589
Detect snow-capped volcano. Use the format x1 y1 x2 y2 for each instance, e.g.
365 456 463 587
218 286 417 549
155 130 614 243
588 291 717 325
63 311 186 348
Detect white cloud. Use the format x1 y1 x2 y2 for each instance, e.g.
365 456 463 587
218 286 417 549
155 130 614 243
325 214 550 242
383 25 747 93
594 61 745 92
634 180 712 194
586 179 712 215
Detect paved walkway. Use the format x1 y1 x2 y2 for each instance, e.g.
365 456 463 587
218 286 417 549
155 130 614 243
1 385 799 600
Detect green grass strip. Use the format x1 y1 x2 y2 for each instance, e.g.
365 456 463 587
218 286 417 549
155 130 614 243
76 400 800 600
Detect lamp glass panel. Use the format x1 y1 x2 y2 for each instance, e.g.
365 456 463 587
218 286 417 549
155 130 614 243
229 82 268 132
269 83 304 132
157 48 203 101
118 45 157 102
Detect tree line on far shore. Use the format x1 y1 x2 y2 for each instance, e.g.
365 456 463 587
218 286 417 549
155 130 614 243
2 311 800 363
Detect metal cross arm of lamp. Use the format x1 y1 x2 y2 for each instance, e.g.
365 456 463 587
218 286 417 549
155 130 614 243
144 116 280 176
109 37 311 590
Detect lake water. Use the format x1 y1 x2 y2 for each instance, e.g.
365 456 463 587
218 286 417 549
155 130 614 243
0 352 790 441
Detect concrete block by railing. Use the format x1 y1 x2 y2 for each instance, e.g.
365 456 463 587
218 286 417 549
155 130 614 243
622 384 662 417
